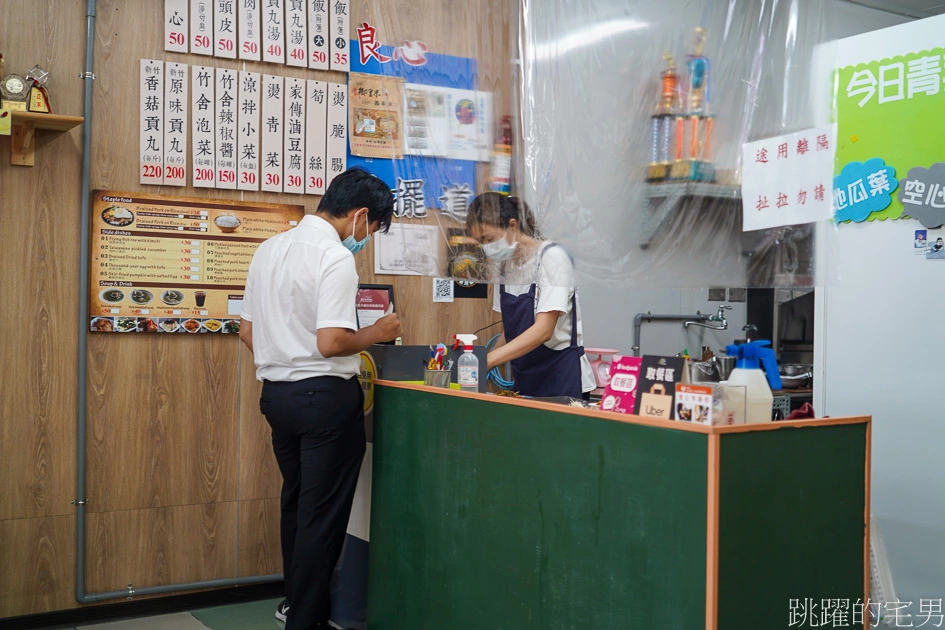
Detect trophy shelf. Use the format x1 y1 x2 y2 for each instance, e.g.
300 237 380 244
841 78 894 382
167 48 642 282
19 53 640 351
638 182 742 250
8 111 84 166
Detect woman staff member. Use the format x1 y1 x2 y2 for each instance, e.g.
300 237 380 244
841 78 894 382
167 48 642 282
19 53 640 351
467 192 595 399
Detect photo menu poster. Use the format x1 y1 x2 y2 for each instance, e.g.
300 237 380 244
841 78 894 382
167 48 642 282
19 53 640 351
89 190 303 334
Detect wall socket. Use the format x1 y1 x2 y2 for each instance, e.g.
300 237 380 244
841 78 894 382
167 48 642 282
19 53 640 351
729 288 747 302
708 288 727 302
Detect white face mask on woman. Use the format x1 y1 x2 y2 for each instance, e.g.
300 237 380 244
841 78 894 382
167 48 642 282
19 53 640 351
481 234 518 261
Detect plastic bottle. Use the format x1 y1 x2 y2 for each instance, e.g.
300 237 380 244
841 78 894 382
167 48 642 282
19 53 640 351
488 116 512 195
724 341 781 424
454 334 479 393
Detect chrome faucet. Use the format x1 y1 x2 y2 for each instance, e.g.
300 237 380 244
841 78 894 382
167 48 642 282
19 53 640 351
684 304 732 331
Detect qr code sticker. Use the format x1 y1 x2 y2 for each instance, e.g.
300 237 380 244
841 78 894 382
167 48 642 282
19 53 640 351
433 278 454 303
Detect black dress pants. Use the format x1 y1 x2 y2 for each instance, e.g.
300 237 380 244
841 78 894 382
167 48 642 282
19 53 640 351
260 375 366 630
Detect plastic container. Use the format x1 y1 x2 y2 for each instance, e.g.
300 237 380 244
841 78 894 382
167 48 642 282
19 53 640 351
725 341 779 424
454 334 479 393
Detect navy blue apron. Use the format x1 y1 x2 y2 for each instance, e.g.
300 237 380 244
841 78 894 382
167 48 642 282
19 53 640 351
499 244 585 399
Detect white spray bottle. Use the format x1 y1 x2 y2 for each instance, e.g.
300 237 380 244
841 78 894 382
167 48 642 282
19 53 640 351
454 334 479 393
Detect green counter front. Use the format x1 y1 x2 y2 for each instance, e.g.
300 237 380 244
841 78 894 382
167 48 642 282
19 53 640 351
368 381 871 630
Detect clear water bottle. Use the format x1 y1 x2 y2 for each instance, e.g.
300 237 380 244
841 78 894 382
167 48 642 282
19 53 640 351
455 334 479 393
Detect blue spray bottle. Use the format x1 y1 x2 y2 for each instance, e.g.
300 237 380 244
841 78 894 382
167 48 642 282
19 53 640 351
725 341 781 423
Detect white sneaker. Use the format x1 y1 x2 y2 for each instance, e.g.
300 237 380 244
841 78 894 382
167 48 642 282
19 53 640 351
275 599 289 622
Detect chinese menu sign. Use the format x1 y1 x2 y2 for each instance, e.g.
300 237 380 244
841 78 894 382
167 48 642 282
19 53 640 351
741 125 836 232
89 190 303 334
349 73 404 159
835 42 945 225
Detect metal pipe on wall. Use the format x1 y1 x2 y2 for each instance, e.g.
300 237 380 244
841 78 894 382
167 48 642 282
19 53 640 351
73 0 281 603
631 312 709 357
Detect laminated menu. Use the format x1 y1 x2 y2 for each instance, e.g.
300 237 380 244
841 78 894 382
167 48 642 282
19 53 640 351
89 190 304 334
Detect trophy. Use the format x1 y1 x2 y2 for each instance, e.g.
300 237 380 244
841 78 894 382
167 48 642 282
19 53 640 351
647 52 681 182
26 65 51 113
670 27 716 182
0 55 30 112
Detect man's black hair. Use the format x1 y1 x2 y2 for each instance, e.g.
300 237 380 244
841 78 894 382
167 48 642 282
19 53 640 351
317 167 394 233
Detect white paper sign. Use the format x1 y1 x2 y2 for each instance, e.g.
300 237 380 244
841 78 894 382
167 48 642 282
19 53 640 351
261 0 285 63
329 0 349 72
432 278 454 303
741 124 837 232
284 78 306 194
307 0 329 70
190 0 213 55
305 80 328 194
326 82 347 187
214 0 237 58
238 71 261 190
374 223 440 276
446 88 481 161
476 91 494 163
163 63 189 186
285 0 308 67
238 0 261 60
140 59 165 185
261 74 284 192
215 68 238 188
165 0 189 52
404 83 449 157
192 65 216 187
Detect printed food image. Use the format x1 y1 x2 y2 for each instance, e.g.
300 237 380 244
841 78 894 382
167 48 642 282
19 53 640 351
203 319 222 332
90 318 114 332
100 289 124 303
223 320 240 334
130 289 153 305
116 317 137 332
136 318 159 333
214 215 241 233
161 290 185 306
102 205 134 227
182 319 202 333
159 319 180 333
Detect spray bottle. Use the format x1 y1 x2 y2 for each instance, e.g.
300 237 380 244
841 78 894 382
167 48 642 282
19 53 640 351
454 334 479 393
724 341 781 423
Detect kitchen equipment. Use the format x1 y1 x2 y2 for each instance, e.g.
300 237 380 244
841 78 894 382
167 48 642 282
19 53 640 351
423 369 452 389
586 348 619 392
717 355 736 381
778 363 812 390
688 357 721 383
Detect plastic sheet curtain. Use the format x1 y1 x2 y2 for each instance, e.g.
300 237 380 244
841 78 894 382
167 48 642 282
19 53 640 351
357 0 829 288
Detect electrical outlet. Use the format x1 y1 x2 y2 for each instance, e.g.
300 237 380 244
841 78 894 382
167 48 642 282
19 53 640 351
708 288 727 302
729 288 747 303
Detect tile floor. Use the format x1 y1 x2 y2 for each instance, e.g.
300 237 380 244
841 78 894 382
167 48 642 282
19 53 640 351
63 598 286 630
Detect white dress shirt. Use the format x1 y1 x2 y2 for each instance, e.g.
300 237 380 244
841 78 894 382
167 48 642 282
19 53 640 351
242 215 360 382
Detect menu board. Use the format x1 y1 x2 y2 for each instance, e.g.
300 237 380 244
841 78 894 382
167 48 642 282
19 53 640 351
89 190 304 334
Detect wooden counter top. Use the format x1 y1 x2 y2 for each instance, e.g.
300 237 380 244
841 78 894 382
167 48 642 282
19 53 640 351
375 380 870 435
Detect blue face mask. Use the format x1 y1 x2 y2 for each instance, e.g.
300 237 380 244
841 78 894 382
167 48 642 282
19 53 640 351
342 211 371 254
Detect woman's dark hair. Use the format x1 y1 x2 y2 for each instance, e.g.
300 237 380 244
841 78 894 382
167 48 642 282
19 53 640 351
317 167 395 233
466 192 538 237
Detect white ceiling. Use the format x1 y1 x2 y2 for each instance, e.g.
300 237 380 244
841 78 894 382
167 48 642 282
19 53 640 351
838 0 945 19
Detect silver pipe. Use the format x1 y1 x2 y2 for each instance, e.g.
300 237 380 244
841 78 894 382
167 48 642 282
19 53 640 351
81 574 284 604
631 312 709 357
75 0 96 604
74 0 281 603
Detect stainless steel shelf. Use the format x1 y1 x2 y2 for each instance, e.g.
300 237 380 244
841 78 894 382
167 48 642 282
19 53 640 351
638 182 742 249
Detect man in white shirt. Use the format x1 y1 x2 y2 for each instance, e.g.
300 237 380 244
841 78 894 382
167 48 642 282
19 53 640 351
240 168 400 630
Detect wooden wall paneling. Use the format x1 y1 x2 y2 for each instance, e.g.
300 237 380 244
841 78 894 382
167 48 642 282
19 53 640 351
0 1 84 523
0 515 76 618
238 347 281 502
85 334 239 513
237 498 282 577
85 502 237 593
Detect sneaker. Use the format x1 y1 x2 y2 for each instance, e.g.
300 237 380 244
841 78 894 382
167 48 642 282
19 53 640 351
275 599 289 622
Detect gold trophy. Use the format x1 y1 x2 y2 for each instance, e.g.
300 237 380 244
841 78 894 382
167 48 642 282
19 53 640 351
26 65 51 113
647 52 681 182
0 55 30 112
670 27 716 182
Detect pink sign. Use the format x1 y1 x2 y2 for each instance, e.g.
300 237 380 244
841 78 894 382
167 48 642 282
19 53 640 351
600 356 643 415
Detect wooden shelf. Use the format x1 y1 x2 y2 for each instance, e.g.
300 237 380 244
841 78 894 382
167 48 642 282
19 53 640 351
7 111 84 166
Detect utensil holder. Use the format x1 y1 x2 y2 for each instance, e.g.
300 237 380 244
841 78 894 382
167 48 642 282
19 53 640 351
423 369 452 389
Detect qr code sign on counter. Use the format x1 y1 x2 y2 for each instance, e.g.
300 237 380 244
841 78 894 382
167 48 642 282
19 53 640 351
433 278 454 303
